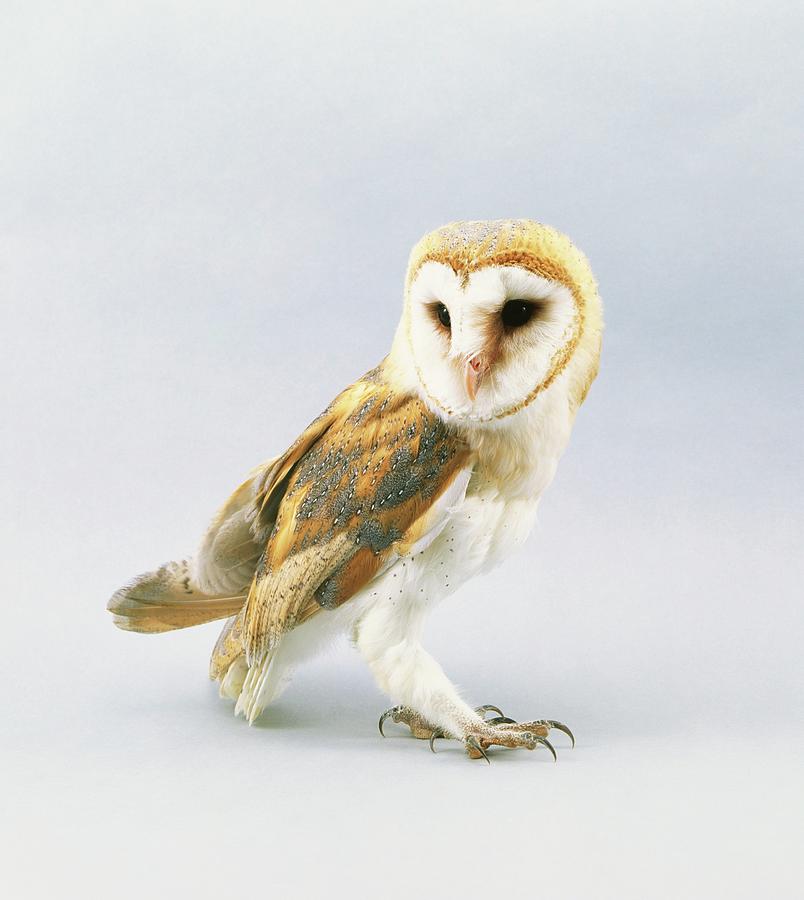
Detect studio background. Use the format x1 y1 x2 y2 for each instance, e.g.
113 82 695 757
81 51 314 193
2 2 802 898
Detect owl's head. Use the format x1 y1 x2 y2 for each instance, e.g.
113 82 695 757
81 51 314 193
391 219 603 425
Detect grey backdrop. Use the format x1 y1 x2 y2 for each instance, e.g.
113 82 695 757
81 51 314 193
2 2 802 898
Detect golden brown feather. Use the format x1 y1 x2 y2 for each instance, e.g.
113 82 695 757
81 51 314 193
241 365 471 662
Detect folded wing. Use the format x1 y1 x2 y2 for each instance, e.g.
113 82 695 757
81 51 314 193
242 372 472 663
107 397 344 634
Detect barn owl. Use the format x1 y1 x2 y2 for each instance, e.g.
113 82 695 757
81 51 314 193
108 219 603 761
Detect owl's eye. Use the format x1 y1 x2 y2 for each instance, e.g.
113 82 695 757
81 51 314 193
435 303 451 329
501 299 535 329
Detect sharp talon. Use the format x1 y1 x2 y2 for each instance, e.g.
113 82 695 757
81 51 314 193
378 706 400 737
546 720 575 748
429 731 444 753
466 735 491 764
475 705 505 719
486 716 517 726
538 736 557 762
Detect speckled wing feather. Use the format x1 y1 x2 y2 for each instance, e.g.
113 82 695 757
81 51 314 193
242 367 471 663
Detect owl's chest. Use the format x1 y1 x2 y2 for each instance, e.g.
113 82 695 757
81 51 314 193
460 476 540 571
402 478 539 608
432 399 571 583
386 397 571 604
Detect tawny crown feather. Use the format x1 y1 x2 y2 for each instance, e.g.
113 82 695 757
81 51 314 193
406 219 598 307
403 219 603 418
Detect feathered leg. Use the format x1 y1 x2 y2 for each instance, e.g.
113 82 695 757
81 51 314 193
355 596 570 761
355 598 488 750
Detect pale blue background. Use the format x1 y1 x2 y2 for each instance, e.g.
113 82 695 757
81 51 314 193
2 2 802 898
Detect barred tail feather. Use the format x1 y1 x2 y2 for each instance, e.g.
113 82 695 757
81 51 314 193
107 559 247 634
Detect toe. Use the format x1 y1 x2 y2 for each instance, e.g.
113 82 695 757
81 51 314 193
545 720 576 748
465 735 491 764
377 705 402 736
475 704 506 720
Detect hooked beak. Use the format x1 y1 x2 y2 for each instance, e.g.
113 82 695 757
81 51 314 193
464 353 490 402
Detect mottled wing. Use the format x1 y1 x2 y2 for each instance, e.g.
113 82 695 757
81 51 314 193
243 373 471 662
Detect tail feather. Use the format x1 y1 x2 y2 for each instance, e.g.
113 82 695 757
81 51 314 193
108 459 283 636
108 559 247 634
234 649 277 724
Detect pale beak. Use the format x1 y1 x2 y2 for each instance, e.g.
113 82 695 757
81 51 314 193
464 353 490 402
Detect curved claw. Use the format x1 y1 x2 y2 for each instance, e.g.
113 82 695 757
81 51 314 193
378 706 401 737
475 705 505 719
542 720 575 748
537 736 557 762
466 735 491 764
429 731 445 753
486 716 517 726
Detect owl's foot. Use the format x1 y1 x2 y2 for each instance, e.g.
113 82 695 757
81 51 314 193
432 716 575 763
378 704 511 740
378 705 436 739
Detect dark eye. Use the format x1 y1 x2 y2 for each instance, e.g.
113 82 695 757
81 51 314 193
435 303 451 329
501 299 534 329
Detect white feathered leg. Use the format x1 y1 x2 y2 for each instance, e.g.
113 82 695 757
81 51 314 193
354 593 484 741
355 594 572 760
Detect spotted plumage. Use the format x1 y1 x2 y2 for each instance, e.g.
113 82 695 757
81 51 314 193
108 219 603 761
240 372 469 661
